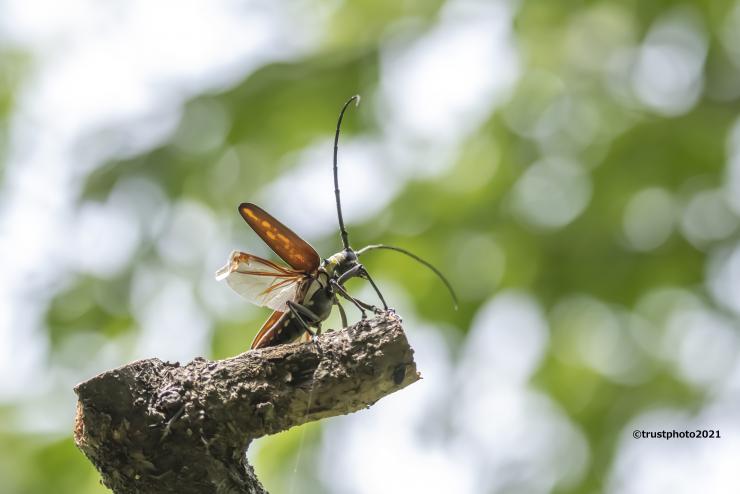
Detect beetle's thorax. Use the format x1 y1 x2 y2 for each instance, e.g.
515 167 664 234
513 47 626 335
299 271 333 321
322 248 358 278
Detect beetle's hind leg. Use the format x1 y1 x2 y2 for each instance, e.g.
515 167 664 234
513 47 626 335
286 300 322 338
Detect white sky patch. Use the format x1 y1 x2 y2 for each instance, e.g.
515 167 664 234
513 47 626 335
511 157 592 230
379 0 518 177
680 188 738 248
461 292 549 385
663 307 740 388
156 199 219 269
69 200 142 278
133 275 211 362
0 300 49 398
707 241 740 316
107 176 171 240
630 6 707 116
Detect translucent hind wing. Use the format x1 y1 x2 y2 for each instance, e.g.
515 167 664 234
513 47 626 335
216 251 308 311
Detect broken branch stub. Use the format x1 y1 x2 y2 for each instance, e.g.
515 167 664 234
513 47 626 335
73 311 419 494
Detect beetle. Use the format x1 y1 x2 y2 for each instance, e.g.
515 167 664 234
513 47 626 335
216 95 457 349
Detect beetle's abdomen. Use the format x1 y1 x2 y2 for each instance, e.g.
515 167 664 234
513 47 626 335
252 312 306 348
301 276 334 321
253 278 334 349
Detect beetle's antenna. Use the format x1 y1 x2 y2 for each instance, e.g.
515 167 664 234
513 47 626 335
334 95 360 250
356 244 459 310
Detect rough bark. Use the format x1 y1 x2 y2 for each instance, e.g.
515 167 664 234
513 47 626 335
73 311 418 494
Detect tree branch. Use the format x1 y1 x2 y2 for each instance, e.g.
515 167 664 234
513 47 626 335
73 311 419 494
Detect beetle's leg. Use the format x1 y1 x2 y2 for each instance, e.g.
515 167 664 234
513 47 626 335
330 279 372 319
337 264 363 285
286 300 321 338
336 282 379 313
353 295 378 313
359 267 388 311
337 264 386 312
334 297 348 328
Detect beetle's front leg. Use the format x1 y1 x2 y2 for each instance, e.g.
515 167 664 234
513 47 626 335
337 264 387 312
359 267 388 311
337 264 363 285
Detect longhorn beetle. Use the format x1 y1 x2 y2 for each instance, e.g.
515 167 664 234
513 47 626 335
216 95 457 349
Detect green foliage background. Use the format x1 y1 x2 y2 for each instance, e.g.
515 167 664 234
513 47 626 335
2 1 740 492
